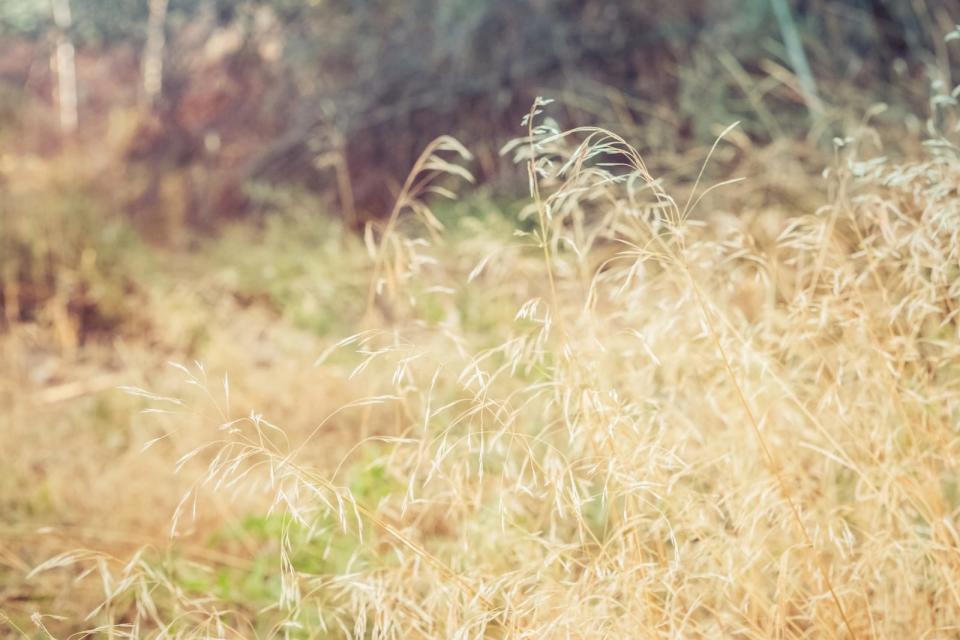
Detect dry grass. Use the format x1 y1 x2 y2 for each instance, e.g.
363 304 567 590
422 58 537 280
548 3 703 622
4 93 960 638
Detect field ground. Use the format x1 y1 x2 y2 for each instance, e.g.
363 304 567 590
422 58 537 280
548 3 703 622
2 111 960 637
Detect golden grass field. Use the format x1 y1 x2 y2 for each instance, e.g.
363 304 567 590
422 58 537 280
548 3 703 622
2 97 960 638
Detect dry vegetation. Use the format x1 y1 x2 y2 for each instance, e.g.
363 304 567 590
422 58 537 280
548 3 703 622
2 83 959 638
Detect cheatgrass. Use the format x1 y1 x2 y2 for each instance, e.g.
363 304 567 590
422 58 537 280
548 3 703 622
12 93 960 638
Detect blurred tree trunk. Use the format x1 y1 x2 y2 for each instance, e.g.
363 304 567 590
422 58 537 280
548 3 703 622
49 0 77 134
142 0 169 108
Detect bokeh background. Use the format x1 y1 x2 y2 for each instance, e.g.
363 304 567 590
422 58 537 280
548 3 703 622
2 0 957 345
2 1 956 232
2 1 959 637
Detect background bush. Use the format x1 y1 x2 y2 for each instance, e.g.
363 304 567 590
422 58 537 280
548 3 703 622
1 0 956 230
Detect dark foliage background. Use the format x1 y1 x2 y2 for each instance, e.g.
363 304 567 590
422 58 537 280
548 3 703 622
1 0 957 231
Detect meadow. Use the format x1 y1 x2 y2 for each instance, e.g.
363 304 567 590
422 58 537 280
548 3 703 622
2 83 959 638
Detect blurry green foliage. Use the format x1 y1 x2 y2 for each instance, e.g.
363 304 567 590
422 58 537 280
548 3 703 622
206 191 369 336
0 0 956 225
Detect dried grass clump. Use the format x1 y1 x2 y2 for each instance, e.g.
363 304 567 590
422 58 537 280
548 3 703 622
24 97 960 638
